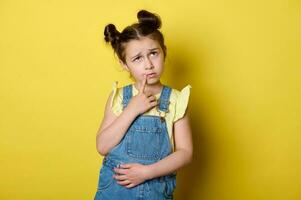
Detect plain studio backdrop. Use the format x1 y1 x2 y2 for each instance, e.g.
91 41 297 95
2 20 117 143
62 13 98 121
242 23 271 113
0 0 300 199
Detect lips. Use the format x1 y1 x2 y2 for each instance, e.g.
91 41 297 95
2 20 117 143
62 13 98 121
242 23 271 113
146 73 156 77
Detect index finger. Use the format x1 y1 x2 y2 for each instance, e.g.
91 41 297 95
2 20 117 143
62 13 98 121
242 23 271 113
139 74 147 94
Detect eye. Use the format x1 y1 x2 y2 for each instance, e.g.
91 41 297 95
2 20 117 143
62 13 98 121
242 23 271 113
133 56 142 62
150 51 158 56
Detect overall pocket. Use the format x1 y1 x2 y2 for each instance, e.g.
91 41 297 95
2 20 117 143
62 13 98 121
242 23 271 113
126 126 163 160
97 165 114 191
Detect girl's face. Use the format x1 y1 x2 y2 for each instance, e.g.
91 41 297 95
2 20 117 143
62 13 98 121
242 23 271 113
120 37 165 85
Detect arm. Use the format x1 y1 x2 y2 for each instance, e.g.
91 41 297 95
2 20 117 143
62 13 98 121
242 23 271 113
96 76 158 156
96 91 138 156
146 108 193 179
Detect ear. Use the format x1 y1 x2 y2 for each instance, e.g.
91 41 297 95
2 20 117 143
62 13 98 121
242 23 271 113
119 60 129 71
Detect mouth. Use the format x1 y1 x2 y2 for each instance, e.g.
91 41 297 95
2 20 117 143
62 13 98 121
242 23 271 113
146 73 157 78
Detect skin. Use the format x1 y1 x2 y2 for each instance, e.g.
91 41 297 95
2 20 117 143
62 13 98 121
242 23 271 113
96 36 193 188
120 36 165 95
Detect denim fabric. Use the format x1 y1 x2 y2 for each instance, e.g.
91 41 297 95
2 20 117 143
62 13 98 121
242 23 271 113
94 84 177 200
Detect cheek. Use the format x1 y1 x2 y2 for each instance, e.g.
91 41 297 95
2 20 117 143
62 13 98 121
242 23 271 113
129 66 144 76
153 57 164 68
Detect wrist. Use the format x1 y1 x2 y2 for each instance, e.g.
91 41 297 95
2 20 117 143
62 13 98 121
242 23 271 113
124 106 139 118
145 164 155 180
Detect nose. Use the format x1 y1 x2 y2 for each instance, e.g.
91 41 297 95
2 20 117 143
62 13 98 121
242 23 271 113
144 57 154 70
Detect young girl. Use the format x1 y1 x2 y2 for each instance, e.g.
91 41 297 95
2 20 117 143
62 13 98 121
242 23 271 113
94 10 193 200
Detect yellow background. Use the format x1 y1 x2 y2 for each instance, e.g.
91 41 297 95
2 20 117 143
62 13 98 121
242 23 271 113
1 0 300 199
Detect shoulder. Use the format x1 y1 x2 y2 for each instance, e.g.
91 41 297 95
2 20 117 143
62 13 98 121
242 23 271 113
109 82 136 116
167 84 192 103
110 82 132 99
109 81 130 116
166 84 192 123
111 82 133 95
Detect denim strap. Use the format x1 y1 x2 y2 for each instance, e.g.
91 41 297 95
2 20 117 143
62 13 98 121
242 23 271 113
157 86 172 112
122 84 132 109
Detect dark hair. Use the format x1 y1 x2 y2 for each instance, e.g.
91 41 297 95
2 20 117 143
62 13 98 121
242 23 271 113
104 10 167 64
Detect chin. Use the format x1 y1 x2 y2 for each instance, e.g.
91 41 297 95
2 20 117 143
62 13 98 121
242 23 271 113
147 77 161 85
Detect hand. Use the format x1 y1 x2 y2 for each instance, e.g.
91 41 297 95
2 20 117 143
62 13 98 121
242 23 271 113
126 75 158 115
113 163 151 188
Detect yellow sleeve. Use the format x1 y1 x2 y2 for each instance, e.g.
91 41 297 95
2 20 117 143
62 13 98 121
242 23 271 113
110 81 123 116
173 85 192 122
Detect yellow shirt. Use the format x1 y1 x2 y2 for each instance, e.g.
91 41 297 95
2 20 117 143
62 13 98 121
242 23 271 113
110 81 192 152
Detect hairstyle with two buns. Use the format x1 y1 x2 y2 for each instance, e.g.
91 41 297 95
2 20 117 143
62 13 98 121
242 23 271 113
104 10 167 64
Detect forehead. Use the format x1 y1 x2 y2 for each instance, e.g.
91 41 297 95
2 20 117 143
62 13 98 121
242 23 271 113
124 37 160 56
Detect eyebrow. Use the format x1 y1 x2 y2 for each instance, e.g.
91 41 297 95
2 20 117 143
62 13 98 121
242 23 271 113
131 53 142 60
130 48 159 59
149 47 159 51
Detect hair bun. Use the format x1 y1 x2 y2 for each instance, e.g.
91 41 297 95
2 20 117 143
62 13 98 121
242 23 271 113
137 10 161 30
104 23 120 45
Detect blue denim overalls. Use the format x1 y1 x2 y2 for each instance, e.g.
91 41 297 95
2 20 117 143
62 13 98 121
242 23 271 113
94 84 177 200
